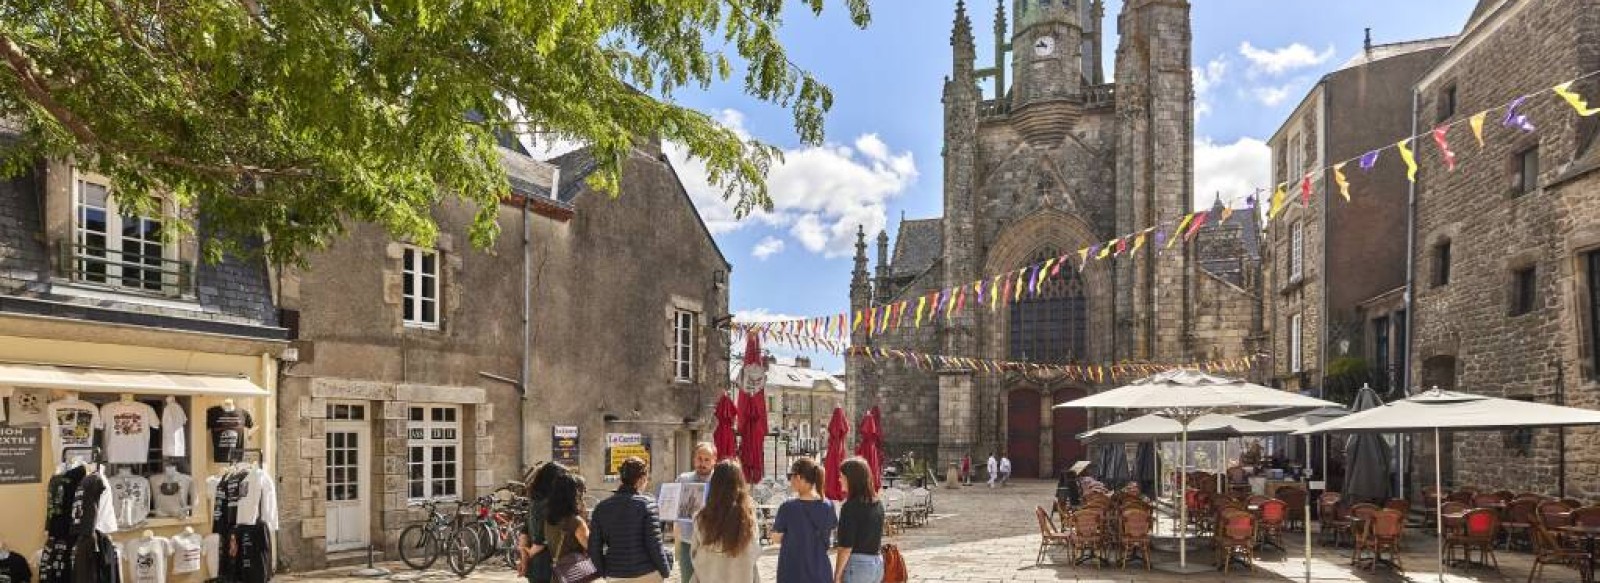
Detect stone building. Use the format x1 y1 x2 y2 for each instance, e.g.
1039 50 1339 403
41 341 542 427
1262 36 1452 397
0 145 286 577
273 134 732 568
1406 0 1600 497
845 0 1263 479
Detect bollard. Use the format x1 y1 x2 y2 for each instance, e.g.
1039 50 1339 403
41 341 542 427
350 543 391 578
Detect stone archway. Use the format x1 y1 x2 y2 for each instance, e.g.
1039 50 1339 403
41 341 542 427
1006 388 1043 479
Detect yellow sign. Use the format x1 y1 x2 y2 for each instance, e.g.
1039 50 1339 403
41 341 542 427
606 433 650 476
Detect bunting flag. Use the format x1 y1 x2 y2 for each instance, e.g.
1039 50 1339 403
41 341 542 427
1358 149 1381 171
1555 81 1600 116
1001 276 1014 305
954 288 966 316
1041 258 1059 284
1097 241 1114 260
1470 111 1488 147
1115 237 1130 257
1332 162 1351 202
1398 138 1418 182
852 310 862 333
990 276 1002 312
1268 184 1287 221
834 343 1262 380
1433 126 1457 171
1050 256 1065 277
973 281 985 308
1169 215 1194 248
1013 268 1026 301
1153 230 1167 252
914 295 927 327
1132 229 1150 252
1300 173 1313 206
1077 248 1090 270
1184 211 1209 241
1504 96 1536 132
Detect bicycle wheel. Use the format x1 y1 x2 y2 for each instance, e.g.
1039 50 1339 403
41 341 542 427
469 521 499 562
397 524 438 570
444 530 480 577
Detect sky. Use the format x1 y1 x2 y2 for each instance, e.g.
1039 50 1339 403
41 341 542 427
533 1 1479 372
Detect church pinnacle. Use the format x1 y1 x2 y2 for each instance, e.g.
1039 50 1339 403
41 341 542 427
951 0 973 46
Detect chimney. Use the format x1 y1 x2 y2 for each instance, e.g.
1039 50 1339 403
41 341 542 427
1364 28 1373 55
795 356 813 369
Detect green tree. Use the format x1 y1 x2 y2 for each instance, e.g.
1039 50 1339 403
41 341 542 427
0 0 869 263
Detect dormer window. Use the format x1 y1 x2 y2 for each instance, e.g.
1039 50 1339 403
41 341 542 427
71 175 178 295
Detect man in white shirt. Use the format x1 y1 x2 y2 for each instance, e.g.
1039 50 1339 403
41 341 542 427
999 455 1013 487
986 453 998 489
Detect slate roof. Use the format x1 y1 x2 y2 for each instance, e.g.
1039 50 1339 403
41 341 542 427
890 218 944 277
500 147 557 199
1336 36 1456 71
549 147 600 203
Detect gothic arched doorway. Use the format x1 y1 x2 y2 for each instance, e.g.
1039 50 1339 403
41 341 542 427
1006 388 1042 479
1052 387 1087 476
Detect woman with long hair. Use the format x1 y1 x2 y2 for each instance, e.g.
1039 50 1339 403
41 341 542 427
773 457 837 583
688 460 760 583
544 472 591 574
520 462 569 582
833 457 885 583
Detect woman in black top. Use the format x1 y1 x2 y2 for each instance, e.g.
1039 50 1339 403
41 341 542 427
544 473 591 569
833 457 885 583
520 462 569 583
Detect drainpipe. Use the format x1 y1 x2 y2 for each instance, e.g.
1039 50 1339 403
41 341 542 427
1556 359 1566 497
1402 84 1421 494
520 168 556 472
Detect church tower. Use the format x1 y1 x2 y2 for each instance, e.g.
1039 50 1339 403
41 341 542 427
1114 0 1195 361
1009 0 1087 107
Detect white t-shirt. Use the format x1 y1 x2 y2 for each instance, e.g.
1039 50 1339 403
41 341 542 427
121 537 170 583
169 532 204 574
1000 458 1012 473
47 400 102 460
160 402 187 458
102 400 160 464
7 388 49 426
986 456 998 474
110 471 153 526
234 467 279 530
148 471 194 518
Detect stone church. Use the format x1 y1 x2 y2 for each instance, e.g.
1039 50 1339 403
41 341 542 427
846 0 1264 479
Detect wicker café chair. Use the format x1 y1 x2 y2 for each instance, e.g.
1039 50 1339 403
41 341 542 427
1502 499 1540 551
1320 493 1350 546
1347 504 1381 564
1529 523 1593 583
1035 506 1072 566
1446 508 1501 570
1258 498 1289 550
1215 510 1258 574
1119 507 1155 571
1277 487 1309 532
1068 508 1112 568
1538 500 1573 529
1365 509 1407 572
1570 506 1600 527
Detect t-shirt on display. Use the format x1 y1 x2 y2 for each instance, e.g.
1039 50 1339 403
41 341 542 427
169 532 204 574
109 471 152 527
121 538 170 583
47 400 101 461
7 387 49 426
148 471 194 518
102 400 160 464
161 402 188 458
206 407 253 462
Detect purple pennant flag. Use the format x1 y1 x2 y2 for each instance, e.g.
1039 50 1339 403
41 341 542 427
1504 96 1536 132
1154 229 1168 250
1358 150 1381 171
1027 264 1041 295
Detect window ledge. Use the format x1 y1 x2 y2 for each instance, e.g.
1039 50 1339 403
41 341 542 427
50 280 201 311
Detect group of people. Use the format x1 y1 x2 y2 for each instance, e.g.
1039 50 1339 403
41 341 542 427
957 453 1012 488
519 443 887 583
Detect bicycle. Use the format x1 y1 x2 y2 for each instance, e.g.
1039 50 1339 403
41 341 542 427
463 492 529 568
397 499 480 576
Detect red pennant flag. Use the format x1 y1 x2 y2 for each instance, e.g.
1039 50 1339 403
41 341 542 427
1185 211 1210 241
1115 238 1129 256
1051 256 1066 277
1300 173 1313 206
955 289 967 315
1433 125 1457 171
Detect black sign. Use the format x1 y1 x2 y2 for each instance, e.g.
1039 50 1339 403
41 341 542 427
553 426 579 466
0 426 42 484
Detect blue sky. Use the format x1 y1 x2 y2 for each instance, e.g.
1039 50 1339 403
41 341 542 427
539 1 1479 372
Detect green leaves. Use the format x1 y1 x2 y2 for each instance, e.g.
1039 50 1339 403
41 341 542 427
0 0 870 265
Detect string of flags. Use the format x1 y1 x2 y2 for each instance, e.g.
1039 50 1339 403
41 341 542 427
733 69 1600 342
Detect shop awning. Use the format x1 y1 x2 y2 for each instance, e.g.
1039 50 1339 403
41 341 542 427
0 362 268 397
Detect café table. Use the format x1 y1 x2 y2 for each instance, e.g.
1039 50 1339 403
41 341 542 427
1558 525 1600 583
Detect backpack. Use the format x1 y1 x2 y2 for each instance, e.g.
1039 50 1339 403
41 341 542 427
881 543 908 583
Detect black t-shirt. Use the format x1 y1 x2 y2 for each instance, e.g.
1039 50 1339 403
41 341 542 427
0 553 31 583
836 499 884 556
45 465 87 537
206 406 253 462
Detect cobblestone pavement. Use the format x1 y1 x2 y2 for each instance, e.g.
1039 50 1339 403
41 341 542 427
283 480 1584 583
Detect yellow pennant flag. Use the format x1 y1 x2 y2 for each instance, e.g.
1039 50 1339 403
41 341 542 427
1013 268 1026 302
989 276 1001 312
1268 183 1287 220
1097 241 1114 260
1040 258 1058 283
1398 138 1418 182
852 310 862 333
1333 162 1351 202
1555 81 1600 116
1167 216 1193 249
1469 111 1487 147
1132 229 1149 253
1078 247 1090 269
914 295 927 327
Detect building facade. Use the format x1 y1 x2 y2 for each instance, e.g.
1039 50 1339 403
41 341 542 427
0 153 287 578
1407 0 1600 497
846 0 1263 479
1262 37 1452 399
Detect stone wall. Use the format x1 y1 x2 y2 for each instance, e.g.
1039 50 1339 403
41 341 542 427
1266 103 1325 391
1408 0 1600 497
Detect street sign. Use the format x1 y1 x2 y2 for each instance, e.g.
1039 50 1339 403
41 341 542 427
0 426 42 484
553 425 580 466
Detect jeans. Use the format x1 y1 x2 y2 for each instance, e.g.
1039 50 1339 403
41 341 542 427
675 541 694 583
842 554 884 583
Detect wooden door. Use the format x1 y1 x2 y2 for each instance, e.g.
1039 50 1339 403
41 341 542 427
1052 388 1087 478
1006 388 1042 479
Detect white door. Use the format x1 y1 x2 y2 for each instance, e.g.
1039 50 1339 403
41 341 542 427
326 404 370 552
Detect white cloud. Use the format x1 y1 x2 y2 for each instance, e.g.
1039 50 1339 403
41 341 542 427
1194 136 1271 212
1193 56 1228 118
666 109 919 258
1238 42 1335 76
751 236 785 260
1252 84 1297 107
734 308 804 323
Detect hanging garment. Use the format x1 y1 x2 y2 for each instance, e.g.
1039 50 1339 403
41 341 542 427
148 472 194 519
168 532 204 575
120 538 170 583
47 401 101 461
100 401 159 465
160 402 187 459
205 408 253 463
0 551 34 583
108 472 151 527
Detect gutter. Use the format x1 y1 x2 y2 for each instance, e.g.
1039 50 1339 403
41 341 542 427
1401 83 1421 495
521 167 558 472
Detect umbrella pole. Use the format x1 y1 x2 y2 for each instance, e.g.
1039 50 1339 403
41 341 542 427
1304 434 1313 583
1180 425 1189 568
1435 427 1444 583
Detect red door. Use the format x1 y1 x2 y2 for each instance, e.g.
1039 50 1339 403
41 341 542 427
1007 388 1042 479
1052 388 1087 477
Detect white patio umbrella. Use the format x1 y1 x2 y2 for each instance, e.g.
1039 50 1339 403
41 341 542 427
1056 370 1337 573
1078 412 1295 443
1296 388 1600 583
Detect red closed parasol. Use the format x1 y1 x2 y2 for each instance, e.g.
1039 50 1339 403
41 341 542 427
713 393 739 462
855 406 884 491
823 407 850 501
736 334 769 484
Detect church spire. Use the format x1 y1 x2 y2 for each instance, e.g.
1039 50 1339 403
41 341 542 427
951 0 973 47
874 230 891 303
850 225 872 311
992 1 1008 103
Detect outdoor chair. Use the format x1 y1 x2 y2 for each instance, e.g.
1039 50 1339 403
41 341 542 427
1382 498 1412 549
909 487 932 526
1035 506 1073 566
1215 509 1258 573
1503 499 1540 551
1278 488 1308 532
1423 487 1443 529
1246 495 1270 507
1562 499 1585 510
1362 509 1407 572
1538 500 1573 529
1517 493 1548 503
1445 508 1501 570
1448 489 1478 505
1529 523 1592 583
1226 467 1251 496
1258 498 1289 551
1475 493 1507 509
1119 507 1154 570
1441 501 1472 535
1320 493 1351 547
882 489 906 535
1570 506 1600 527
1348 504 1381 559
1053 499 1073 530
1067 509 1111 568
1494 490 1517 502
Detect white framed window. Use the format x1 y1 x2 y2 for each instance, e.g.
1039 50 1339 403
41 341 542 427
1290 313 1304 373
673 309 696 382
1287 132 1305 176
1290 222 1304 282
406 405 460 500
73 177 172 294
402 246 441 328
